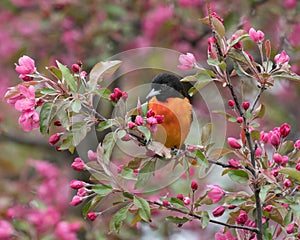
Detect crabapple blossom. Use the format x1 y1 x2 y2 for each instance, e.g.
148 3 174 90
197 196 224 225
70 180 85 190
191 180 198 191
71 158 85 171
178 52 196 70
70 196 83 206
49 133 61 146
207 185 224 203
235 210 248 224
227 137 242 149
212 206 226 217
249 28 265 43
274 50 290 65
87 212 98 221
15 55 36 80
286 223 294 234
18 109 40 132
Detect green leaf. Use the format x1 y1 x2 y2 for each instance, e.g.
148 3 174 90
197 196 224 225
250 130 261 142
227 49 249 65
212 17 225 37
279 168 300 181
56 61 77 92
194 149 208 166
40 102 55 135
188 79 211 97
97 119 116 132
290 204 300 220
109 205 130 233
228 169 249 184
82 195 104 217
89 60 122 90
120 168 137 180
213 110 236 122
166 216 189 225
201 211 210 229
92 184 113 196
283 209 292 226
46 66 62 80
135 161 155 189
181 75 198 82
207 148 232 160
123 192 134 199
59 134 74 153
133 196 151 222
278 141 295 155
259 185 272 202
71 99 82 113
71 122 88 146
230 34 249 48
273 72 300 83
55 101 71 129
137 125 151 142
91 88 111 100
103 132 116 164
40 88 59 95
169 198 185 208
201 123 213 146
253 104 265 119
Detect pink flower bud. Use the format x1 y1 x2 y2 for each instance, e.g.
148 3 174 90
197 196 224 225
255 148 262 157
72 64 80 73
228 99 235 107
294 140 300 150
87 150 97 161
135 115 144 126
235 210 248 225
87 212 98 221
183 197 190 205
263 205 273 212
77 187 88 197
15 55 36 79
260 131 269 143
80 71 88 79
178 52 196 70
70 196 82 206
207 184 224 203
0 220 14 239
273 153 283 165
284 179 292 188
113 88 123 99
110 93 117 102
231 35 242 49
280 123 291 137
162 200 170 207
236 117 243 123
191 180 198 191
155 115 164 124
121 91 128 100
228 159 240 168
211 12 224 23
274 50 290 66
212 206 226 217
128 121 136 129
147 109 155 118
70 180 85 189
147 116 158 126
49 133 61 146
284 0 297 9
176 193 184 201
249 28 265 43
286 223 294 234
242 101 250 110
71 157 85 171
281 156 289 166
296 163 300 171
270 131 280 147
271 167 280 177
228 205 237 209
227 137 242 149
54 120 62 126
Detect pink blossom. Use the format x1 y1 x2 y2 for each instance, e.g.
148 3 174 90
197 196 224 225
18 109 40 132
281 156 289 166
191 180 198 191
70 180 85 190
122 91 128 100
128 121 136 129
249 28 265 43
177 193 184 200
14 85 36 112
49 133 61 146
269 131 280 147
296 162 300 171
255 148 262 157
70 196 82 206
227 137 242 149
207 184 224 203
242 101 250 110
284 0 297 9
212 206 226 217
280 123 291 137
0 220 14 239
15 55 36 80
273 153 283 165
235 210 248 224
215 229 237 240
183 197 190 205
294 140 300 150
29 160 59 179
178 52 196 70
135 115 144 126
178 0 201 8
147 109 155 118
113 88 123 99
147 116 158 126
228 99 235 107
284 179 292 188
155 115 164 124
260 131 269 143
77 188 88 197
263 205 273 212
228 159 240 168
71 158 85 171
87 150 97 161
274 50 290 65
286 223 294 234
55 221 81 240
87 212 98 221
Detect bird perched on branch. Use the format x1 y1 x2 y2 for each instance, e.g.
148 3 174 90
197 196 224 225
146 73 192 149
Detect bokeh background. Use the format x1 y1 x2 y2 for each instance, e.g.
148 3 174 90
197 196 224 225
0 0 299 239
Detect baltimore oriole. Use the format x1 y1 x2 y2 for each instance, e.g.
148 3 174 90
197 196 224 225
146 73 192 149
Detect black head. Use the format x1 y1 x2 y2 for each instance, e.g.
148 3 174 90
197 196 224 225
146 73 187 102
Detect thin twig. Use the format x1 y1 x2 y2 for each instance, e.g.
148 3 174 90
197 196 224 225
250 86 265 113
148 200 259 233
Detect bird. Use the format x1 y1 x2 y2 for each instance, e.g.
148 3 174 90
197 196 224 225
145 73 192 149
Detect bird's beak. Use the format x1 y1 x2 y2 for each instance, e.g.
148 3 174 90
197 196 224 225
146 88 160 100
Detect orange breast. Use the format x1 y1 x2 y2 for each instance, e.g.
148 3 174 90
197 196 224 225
148 97 192 148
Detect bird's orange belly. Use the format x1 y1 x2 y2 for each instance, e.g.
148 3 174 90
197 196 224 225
148 97 192 148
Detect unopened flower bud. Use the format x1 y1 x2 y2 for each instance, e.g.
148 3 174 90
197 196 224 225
227 137 242 149
274 50 290 66
294 140 300 151
70 196 83 206
87 150 97 161
235 210 248 225
72 64 80 73
191 180 198 191
249 28 264 43
135 115 144 126
177 193 184 201
121 91 128 100
273 153 283 165
280 123 291 137
228 99 235 107
183 197 190 205
70 180 85 189
87 212 98 221
49 133 61 146
271 168 280 177
284 179 292 188
212 206 226 217
228 159 240 168
178 52 196 70
236 117 243 123
242 101 250 110
71 158 85 171
255 148 262 157
286 223 294 234
54 120 62 126
162 200 170 207
264 205 273 212
296 163 300 171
